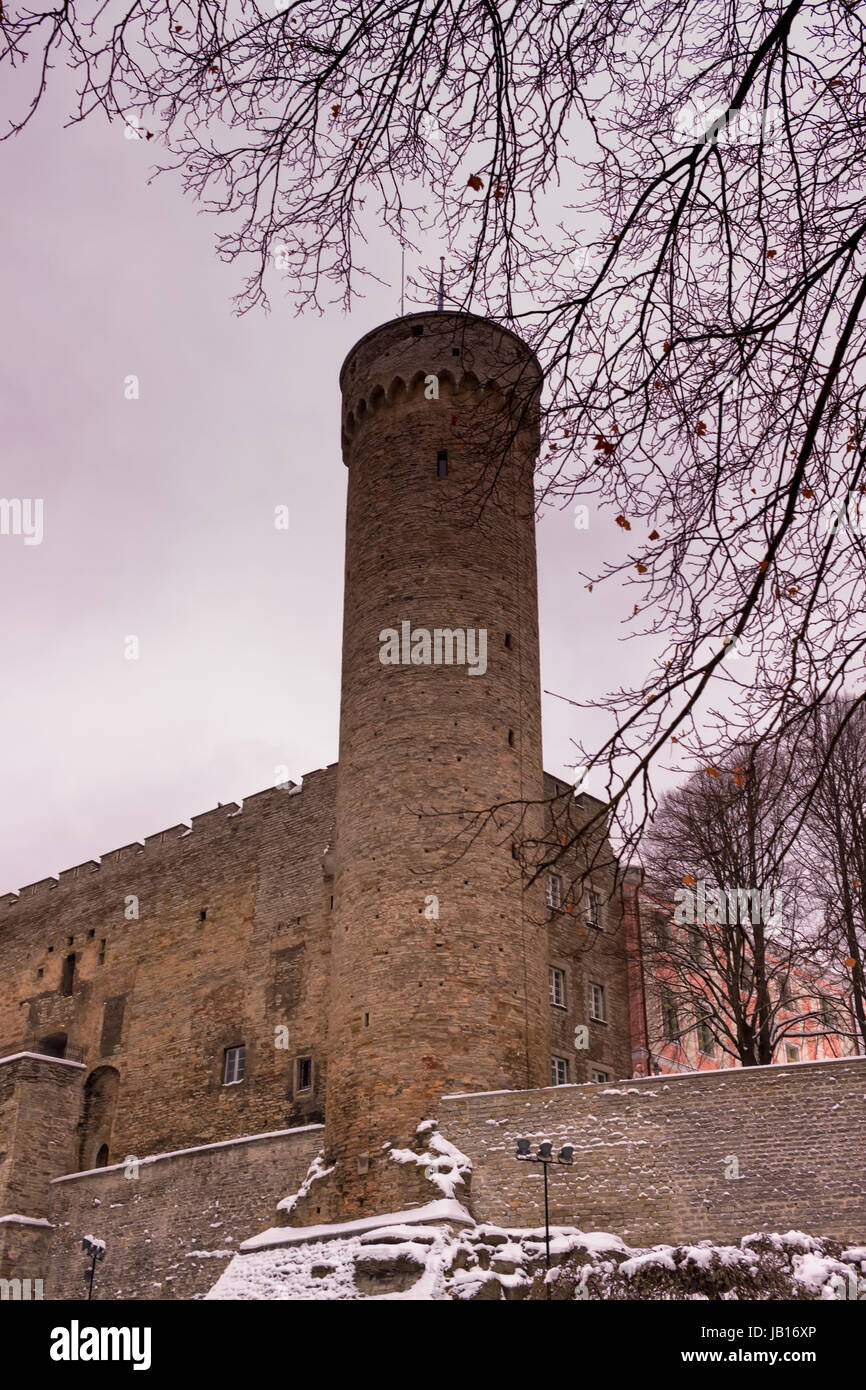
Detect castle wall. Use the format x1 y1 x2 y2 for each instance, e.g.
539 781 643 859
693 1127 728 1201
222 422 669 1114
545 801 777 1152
439 1055 866 1245
0 768 337 1166
45 1125 324 1300
543 778 632 1086
0 1054 84 1278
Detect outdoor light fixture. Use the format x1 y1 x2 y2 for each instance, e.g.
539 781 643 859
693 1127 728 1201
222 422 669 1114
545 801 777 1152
81 1235 106 1301
513 1138 578 1299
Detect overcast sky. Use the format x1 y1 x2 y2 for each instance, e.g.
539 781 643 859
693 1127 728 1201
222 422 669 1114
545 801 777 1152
0 77 655 896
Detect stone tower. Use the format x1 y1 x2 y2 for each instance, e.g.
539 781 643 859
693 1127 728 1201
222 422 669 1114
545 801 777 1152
320 310 549 1218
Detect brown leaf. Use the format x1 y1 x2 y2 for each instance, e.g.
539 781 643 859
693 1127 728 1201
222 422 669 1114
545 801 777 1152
663 342 671 353
636 562 648 574
615 515 632 530
696 420 708 436
682 874 695 886
467 174 483 191
845 956 857 968
766 249 777 258
706 767 720 778
801 487 814 499
648 529 660 540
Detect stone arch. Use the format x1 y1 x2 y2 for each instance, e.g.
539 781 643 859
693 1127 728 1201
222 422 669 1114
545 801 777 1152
386 375 407 405
78 1065 120 1171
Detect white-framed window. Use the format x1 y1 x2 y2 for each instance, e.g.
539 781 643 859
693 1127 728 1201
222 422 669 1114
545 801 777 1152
546 872 562 910
584 888 601 930
549 965 566 1008
588 981 606 1023
296 1056 313 1092
224 1044 245 1085
785 1044 800 1063
551 1056 569 1086
591 1069 610 1084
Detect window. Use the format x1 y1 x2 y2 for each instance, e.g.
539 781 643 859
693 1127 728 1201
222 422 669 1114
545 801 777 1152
591 1069 610 1084
412 324 424 337
661 988 679 1040
779 975 794 1009
95 1144 110 1168
589 981 606 1023
584 888 601 930
551 1056 569 1086
437 450 448 477
689 927 705 964
98 939 106 966
507 729 515 747
819 995 835 1029
504 633 513 649
296 1056 313 1092
224 1045 245 1085
60 953 76 997
549 966 566 1008
546 873 562 911
785 1044 800 1063
696 1007 715 1056
655 915 672 949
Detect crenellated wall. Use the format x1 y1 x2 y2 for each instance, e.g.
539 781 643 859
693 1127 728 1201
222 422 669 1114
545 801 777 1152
0 766 337 1164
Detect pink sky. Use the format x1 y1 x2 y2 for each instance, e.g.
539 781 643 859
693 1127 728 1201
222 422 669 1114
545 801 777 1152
0 79 646 895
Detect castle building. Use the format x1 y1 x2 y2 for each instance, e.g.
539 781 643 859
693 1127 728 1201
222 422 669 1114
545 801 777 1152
0 312 632 1284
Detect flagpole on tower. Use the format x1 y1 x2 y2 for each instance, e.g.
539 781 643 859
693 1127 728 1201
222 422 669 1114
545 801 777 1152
437 256 445 311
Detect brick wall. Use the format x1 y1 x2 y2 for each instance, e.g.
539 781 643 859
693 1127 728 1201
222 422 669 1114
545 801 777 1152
440 1055 866 1245
46 1126 323 1300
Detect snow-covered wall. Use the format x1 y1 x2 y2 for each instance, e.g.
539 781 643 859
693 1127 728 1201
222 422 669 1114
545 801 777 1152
45 1125 323 1300
439 1056 866 1246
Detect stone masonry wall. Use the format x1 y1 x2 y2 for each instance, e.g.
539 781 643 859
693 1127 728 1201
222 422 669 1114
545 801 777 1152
46 1125 323 1300
440 1055 866 1246
0 768 336 1167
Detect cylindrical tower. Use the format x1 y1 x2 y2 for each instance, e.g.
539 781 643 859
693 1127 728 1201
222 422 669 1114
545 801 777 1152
323 310 549 1217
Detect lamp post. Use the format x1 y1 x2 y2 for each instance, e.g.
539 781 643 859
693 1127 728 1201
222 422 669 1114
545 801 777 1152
81 1236 106 1300
515 1138 574 1300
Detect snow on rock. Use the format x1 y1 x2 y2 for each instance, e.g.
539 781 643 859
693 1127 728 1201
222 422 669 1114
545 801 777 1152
389 1122 473 1201
276 1150 335 1219
207 1220 866 1301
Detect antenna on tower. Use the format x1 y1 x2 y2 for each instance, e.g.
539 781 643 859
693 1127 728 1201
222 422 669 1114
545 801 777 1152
437 256 445 311
400 247 405 317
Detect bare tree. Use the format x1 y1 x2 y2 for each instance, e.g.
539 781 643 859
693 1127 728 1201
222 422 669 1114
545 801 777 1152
5 1 866 858
794 696 866 1049
640 744 845 1066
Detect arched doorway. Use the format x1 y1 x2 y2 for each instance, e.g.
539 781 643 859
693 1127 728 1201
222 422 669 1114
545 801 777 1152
78 1066 120 1171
